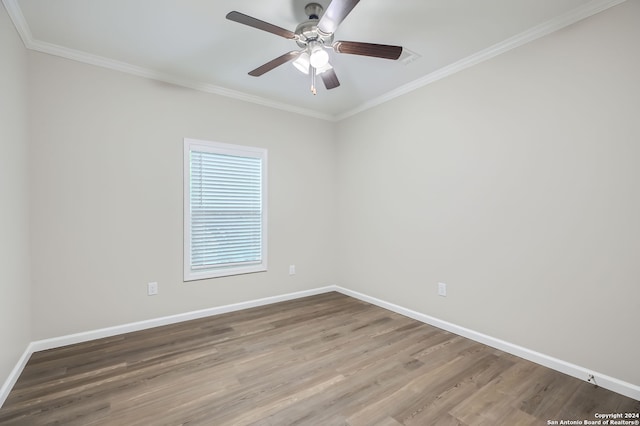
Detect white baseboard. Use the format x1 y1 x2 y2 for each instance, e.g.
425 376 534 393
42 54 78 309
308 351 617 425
0 344 33 408
0 286 334 407
333 286 640 401
2 284 638 408
30 286 336 353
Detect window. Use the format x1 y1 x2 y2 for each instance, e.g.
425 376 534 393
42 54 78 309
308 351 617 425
184 138 267 281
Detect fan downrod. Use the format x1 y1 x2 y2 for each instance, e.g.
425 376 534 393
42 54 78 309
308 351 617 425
304 3 324 20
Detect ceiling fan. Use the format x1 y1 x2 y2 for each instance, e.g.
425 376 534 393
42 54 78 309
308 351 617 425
226 0 403 95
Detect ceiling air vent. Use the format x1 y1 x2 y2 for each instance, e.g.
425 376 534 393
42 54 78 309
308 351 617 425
399 48 421 66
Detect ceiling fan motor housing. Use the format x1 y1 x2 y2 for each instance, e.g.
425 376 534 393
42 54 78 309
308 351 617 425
296 3 334 48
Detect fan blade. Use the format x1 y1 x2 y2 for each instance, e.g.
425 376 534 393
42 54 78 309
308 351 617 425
248 51 302 77
320 68 340 90
317 0 360 35
226 11 296 39
333 41 403 60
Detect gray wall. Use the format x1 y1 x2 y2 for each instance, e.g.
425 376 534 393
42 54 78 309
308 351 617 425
0 4 31 387
336 0 640 385
28 52 338 339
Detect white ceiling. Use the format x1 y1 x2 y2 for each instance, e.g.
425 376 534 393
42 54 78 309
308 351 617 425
3 0 626 120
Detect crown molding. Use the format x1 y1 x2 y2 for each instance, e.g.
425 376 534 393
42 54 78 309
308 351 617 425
1 0 333 121
3 0 628 122
335 0 629 121
1 0 32 47
28 39 335 121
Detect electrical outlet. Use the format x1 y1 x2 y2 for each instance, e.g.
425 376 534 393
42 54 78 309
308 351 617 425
147 282 158 296
289 265 296 275
438 282 447 297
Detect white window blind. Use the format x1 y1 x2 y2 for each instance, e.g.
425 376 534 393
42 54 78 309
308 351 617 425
184 139 267 280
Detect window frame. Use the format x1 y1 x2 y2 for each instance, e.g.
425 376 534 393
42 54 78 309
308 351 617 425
183 138 268 281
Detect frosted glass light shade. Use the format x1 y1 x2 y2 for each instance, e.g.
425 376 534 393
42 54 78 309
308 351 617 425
292 52 310 74
309 44 329 68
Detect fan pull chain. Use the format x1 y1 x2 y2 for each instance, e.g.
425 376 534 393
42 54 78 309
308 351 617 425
310 66 317 95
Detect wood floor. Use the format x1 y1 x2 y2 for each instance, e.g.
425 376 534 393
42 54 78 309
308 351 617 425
1 292 637 425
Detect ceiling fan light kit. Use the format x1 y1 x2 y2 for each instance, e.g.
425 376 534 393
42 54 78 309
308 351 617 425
226 0 403 95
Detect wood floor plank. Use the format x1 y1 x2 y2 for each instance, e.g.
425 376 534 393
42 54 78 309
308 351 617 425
1 292 637 425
